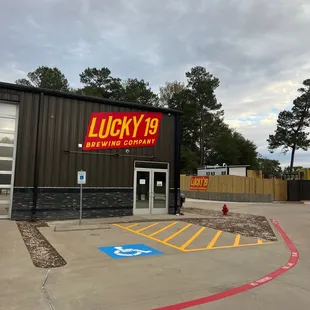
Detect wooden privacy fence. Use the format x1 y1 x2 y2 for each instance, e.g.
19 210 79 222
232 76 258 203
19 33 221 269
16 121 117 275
180 175 287 201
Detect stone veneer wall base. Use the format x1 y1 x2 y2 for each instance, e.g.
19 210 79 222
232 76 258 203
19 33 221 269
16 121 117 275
12 188 177 220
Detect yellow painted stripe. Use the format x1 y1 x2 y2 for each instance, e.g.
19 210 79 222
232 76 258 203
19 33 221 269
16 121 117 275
148 222 178 237
257 239 263 244
113 223 182 251
135 222 158 233
126 224 139 229
213 242 274 249
206 231 222 249
233 234 241 246
180 227 206 250
184 242 274 252
163 223 192 242
114 223 274 253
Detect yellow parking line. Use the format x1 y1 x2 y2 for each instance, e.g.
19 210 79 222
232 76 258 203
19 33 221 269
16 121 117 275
114 223 275 253
213 241 274 249
113 223 182 251
233 234 241 246
126 224 139 229
180 226 206 250
148 222 178 237
135 223 158 233
163 223 192 242
206 230 222 249
184 241 274 252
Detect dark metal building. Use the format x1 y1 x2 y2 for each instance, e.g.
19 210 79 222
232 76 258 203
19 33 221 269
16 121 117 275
0 82 181 220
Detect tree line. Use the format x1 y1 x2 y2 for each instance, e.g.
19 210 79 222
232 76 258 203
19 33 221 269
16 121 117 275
15 65 308 176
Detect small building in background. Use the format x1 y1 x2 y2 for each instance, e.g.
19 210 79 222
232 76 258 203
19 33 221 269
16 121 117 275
281 173 299 180
298 168 310 180
197 165 250 177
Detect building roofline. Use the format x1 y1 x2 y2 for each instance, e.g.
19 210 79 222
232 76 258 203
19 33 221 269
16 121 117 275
0 81 183 115
197 165 251 169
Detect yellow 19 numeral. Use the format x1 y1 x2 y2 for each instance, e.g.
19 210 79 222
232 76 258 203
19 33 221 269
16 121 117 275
144 117 159 136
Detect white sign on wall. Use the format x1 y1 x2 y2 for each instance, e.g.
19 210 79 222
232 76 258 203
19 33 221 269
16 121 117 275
77 171 86 185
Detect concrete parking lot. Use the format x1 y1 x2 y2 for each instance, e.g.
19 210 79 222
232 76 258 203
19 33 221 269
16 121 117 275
0 201 309 310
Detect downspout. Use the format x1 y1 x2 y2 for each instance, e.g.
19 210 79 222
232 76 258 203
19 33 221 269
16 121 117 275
31 92 43 220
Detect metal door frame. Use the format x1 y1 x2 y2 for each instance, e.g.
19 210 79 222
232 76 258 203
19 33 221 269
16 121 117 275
133 167 169 215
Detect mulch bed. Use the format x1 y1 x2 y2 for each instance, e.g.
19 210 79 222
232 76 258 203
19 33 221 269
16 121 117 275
182 207 278 241
17 221 67 268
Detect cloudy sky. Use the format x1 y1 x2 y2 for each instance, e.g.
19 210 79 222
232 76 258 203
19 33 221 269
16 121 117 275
1 0 310 167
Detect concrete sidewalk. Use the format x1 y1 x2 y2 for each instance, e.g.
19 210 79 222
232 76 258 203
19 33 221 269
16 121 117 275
48 212 211 231
0 221 49 310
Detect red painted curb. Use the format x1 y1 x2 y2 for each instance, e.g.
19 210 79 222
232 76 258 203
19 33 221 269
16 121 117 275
153 219 299 310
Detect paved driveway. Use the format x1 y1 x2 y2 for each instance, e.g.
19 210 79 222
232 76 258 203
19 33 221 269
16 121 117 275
181 200 310 309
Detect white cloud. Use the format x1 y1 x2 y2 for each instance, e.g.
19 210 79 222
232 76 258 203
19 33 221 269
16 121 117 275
260 113 278 125
0 63 27 82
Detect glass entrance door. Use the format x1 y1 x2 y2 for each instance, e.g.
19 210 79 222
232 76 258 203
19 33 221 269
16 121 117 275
134 170 151 213
134 168 168 215
153 171 167 212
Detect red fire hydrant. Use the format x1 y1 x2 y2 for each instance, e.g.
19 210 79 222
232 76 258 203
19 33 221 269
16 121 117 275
222 204 229 216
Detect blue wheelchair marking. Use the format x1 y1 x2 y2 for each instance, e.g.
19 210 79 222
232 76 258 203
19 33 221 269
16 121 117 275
98 244 163 259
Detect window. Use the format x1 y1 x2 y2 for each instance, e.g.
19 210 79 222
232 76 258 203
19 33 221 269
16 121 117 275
0 188 10 196
0 146 14 158
0 160 13 171
211 172 215 176
0 118 15 132
0 102 17 217
0 133 14 145
0 174 11 185
221 171 226 175
0 102 17 117
206 172 210 176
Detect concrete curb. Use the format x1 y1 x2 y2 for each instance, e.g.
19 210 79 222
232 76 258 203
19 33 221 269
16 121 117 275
54 224 111 232
51 216 216 232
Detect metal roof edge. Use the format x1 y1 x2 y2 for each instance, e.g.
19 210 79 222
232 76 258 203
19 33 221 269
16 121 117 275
0 81 183 115
197 165 251 169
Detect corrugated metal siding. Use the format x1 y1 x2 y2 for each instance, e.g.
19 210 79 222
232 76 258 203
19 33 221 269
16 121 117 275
14 91 40 187
7 90 175 188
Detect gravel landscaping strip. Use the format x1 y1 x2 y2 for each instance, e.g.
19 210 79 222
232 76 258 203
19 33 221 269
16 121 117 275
17 221 67 268
182 207 278 241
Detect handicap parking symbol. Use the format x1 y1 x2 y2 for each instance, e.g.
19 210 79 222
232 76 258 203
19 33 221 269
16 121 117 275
98 244 163 259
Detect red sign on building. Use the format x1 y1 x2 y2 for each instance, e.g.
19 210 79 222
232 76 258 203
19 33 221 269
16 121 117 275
189 176 210 190
83 112 162 150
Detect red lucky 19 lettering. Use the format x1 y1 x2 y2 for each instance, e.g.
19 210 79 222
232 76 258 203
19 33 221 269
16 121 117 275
190 177 209 190
87 114 159 139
